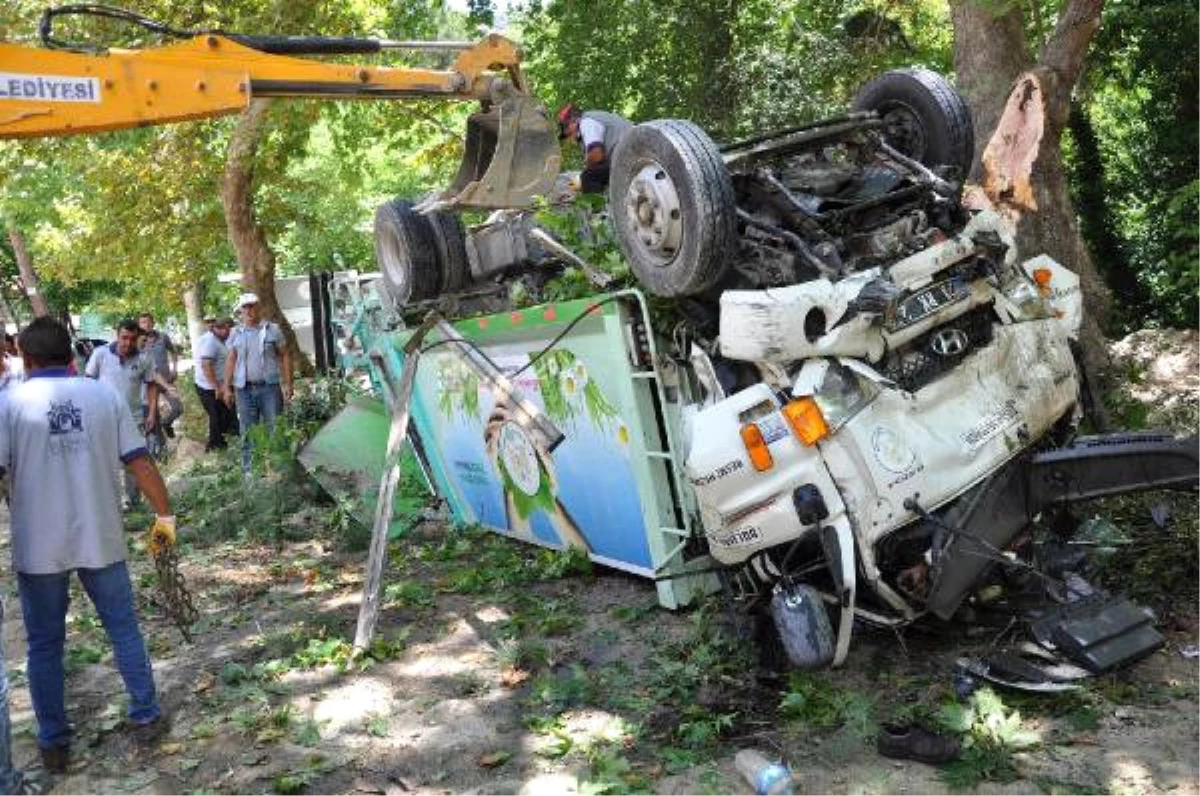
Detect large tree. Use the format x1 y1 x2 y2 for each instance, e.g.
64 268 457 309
950 0 1112 388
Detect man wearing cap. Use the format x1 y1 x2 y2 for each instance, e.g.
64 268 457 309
221 293 292 471
556 104 632 193
194 317 236 452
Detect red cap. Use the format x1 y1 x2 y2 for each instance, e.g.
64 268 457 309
556 103 577 139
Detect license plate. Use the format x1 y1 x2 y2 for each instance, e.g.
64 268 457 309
888 278 968 331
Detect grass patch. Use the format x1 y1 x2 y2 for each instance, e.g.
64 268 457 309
778 671 875 738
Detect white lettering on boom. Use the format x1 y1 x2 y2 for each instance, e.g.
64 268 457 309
0 73 100 103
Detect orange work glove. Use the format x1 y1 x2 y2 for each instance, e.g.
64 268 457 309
147 515 177 556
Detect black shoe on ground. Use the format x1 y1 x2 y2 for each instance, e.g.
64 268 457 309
38 745 68 775
127 714 171 747
876 723 961 765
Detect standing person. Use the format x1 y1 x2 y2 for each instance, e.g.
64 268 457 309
3 335 23 384
0 317 174 776
84 320 158 506
136 313 177 383
0 339 22 394
194 317 236 451
221 293 293 472
555 104 633 193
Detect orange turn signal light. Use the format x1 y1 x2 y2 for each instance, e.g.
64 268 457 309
783 397 830 446
740 423 775 471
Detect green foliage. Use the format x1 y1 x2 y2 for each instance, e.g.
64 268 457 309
424 524 593 595
936 687 1039 789
175 384 386 551
676 708 736 748
1075 0 1199 329
64 642 104 674
1085 491 1199 607
516 0 951 140
778 672 875 738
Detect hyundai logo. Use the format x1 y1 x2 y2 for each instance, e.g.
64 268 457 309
930 327 970 357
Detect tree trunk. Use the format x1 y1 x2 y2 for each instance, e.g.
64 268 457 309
951 0 1114 412
220 98 311 374
5 221 49 318
949 0 1033 181
182 282 207 363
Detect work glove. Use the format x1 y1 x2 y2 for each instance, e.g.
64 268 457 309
147 515 177 556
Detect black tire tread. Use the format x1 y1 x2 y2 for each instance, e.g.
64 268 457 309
609 119 736 297
373 199 441 304
852 68 974 179
428 211 471 292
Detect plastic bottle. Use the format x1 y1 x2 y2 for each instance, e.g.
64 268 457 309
734 748 795 795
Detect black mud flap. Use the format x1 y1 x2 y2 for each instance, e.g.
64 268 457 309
1031 596 1164 673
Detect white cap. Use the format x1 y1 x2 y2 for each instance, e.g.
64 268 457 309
236 292 260 309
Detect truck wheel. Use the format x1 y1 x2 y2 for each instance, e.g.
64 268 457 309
428 211 471 292
852 69 974 180
608 120 736 297
373 199 442 304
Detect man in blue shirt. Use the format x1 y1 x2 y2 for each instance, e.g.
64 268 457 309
0 317 176 778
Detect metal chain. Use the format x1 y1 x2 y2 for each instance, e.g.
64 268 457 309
152 544 199 643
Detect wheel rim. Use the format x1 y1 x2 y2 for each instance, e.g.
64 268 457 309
377 222 411 302
879 103 927 162
621 162 684 267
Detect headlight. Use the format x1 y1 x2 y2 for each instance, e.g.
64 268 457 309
809 360 880 431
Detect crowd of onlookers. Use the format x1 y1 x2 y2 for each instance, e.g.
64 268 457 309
0 292 293 792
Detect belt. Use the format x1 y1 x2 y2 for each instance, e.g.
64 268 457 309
244 380 270 387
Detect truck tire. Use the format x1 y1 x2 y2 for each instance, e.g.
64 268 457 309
373 199 442 304
852 68 974 180
608 120 736 297
427 211 471 292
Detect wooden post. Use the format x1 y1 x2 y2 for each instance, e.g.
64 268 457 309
353 312 439 652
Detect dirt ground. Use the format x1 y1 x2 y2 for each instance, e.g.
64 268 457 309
0 502 1195 796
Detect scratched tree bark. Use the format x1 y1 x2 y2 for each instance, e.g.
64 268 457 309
951 0 1112 419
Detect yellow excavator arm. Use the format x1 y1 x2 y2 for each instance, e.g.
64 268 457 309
0 14 559 209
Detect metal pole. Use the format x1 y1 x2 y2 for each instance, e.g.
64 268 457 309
352 312 438 651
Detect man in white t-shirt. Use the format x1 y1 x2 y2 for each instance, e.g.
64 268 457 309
0 317 176 777
194 317 236 451
84 319 157 505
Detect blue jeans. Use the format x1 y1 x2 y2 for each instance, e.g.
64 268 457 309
0 599 24 794
18 561 160 750
235 383 283 471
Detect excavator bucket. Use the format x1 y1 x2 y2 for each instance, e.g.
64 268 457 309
428 92 561 210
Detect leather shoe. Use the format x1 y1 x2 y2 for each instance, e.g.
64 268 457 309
39 745 69 774
877 723 961 764
127 713 171 747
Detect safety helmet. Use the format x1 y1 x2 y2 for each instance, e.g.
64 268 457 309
556 103 578 140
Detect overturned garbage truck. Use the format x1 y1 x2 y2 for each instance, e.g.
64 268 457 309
333 68 1198 678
